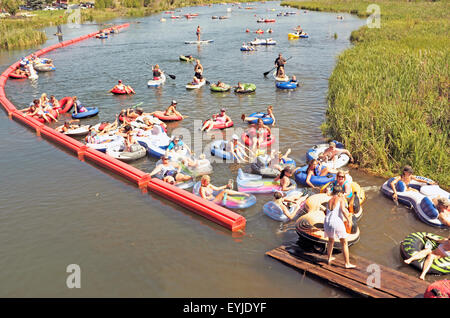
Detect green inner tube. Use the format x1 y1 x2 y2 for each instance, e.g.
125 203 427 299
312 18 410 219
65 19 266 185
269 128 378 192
234 83 256 93
179 55 194 62
210 84 231 92
400 232 450 275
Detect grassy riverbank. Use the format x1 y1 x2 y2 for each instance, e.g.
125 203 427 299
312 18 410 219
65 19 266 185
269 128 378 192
0 0 252 50
283 0 449 187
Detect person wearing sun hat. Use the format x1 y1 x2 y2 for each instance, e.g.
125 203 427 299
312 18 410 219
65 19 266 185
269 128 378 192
225 133 252 163
163 100 185 119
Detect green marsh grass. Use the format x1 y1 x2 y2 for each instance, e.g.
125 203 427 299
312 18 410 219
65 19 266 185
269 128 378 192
282 0 449 187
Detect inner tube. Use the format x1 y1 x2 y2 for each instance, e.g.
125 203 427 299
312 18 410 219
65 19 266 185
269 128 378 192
9 72 28 79
111 87 133 95
276 81 298 90
106 144 147 162
294 165 336 187
33 63 55 72
210 84 231 92
306 141 350 169
72 107 99 119
210 140 234 161
237 168 297 194
250 154 296 178
60 125 90 137
246 112 274 125
179 55 195 62
240 46 256 52
57 96 74 114
204 119 234 130
86 135 124 152
234 83 256 94
152 111 183 122
400 232 450 275
263 190 305 222
241 128 275 148
424 280 450 298
32 108 59 123
296 210 360 249
192 181 257 209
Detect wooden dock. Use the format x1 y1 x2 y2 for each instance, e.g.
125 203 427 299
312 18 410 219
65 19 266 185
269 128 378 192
266 243 429 298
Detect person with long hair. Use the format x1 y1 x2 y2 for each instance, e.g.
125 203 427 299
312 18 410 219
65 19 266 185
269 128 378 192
324 185 356 268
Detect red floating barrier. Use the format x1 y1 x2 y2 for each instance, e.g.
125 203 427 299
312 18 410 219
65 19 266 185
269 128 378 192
0 23 245 232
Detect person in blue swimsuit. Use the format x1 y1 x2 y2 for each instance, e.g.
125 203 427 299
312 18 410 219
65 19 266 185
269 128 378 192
301 159 335 191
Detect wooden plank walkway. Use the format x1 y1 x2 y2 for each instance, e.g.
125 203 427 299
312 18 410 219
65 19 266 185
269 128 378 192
266 243 429 298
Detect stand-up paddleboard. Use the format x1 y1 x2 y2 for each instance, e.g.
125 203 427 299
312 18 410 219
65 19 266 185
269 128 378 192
147 73 166 87
185 40 214 44
186 78 206 89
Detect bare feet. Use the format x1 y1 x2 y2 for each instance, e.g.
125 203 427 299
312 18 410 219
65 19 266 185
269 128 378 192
404 259 412 265
345 263 356 269
327 256 335 265
419 275 426 280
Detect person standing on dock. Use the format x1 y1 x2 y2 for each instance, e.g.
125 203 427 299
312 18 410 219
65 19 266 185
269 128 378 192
196 25 201 41
324 185 356 269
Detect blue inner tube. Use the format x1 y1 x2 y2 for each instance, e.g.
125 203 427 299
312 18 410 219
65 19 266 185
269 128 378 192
210 140 234 160
72 107 99 119
276 81 298 90
246 112 274 125
294 165 336 187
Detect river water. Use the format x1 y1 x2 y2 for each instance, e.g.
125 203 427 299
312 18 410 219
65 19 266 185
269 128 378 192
0 2 447 297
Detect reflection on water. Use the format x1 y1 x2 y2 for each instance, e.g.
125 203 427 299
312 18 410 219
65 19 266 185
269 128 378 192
0 2 446 297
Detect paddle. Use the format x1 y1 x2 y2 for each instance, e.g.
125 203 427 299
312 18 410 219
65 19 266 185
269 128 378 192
263 56 293 77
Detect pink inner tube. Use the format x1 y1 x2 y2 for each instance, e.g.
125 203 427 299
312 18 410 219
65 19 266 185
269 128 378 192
241 128 275 148
152 111 183 121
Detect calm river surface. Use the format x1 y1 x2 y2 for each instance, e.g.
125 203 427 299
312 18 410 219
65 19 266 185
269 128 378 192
0 2 447 297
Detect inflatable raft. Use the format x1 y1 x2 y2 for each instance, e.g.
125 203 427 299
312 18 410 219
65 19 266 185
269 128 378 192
192 181 256 209
203 119 233 130
380 177 449 227
86 134 124 152
237 168 297 194
263 190 305 222
33 63 55 72
210 140 235 161
250 154 296 178
60 125 90 137
294 165 336 187
9 72 28 79
306 141 350 169
72 107 99 119
106 143 147 162
400 232 450 275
